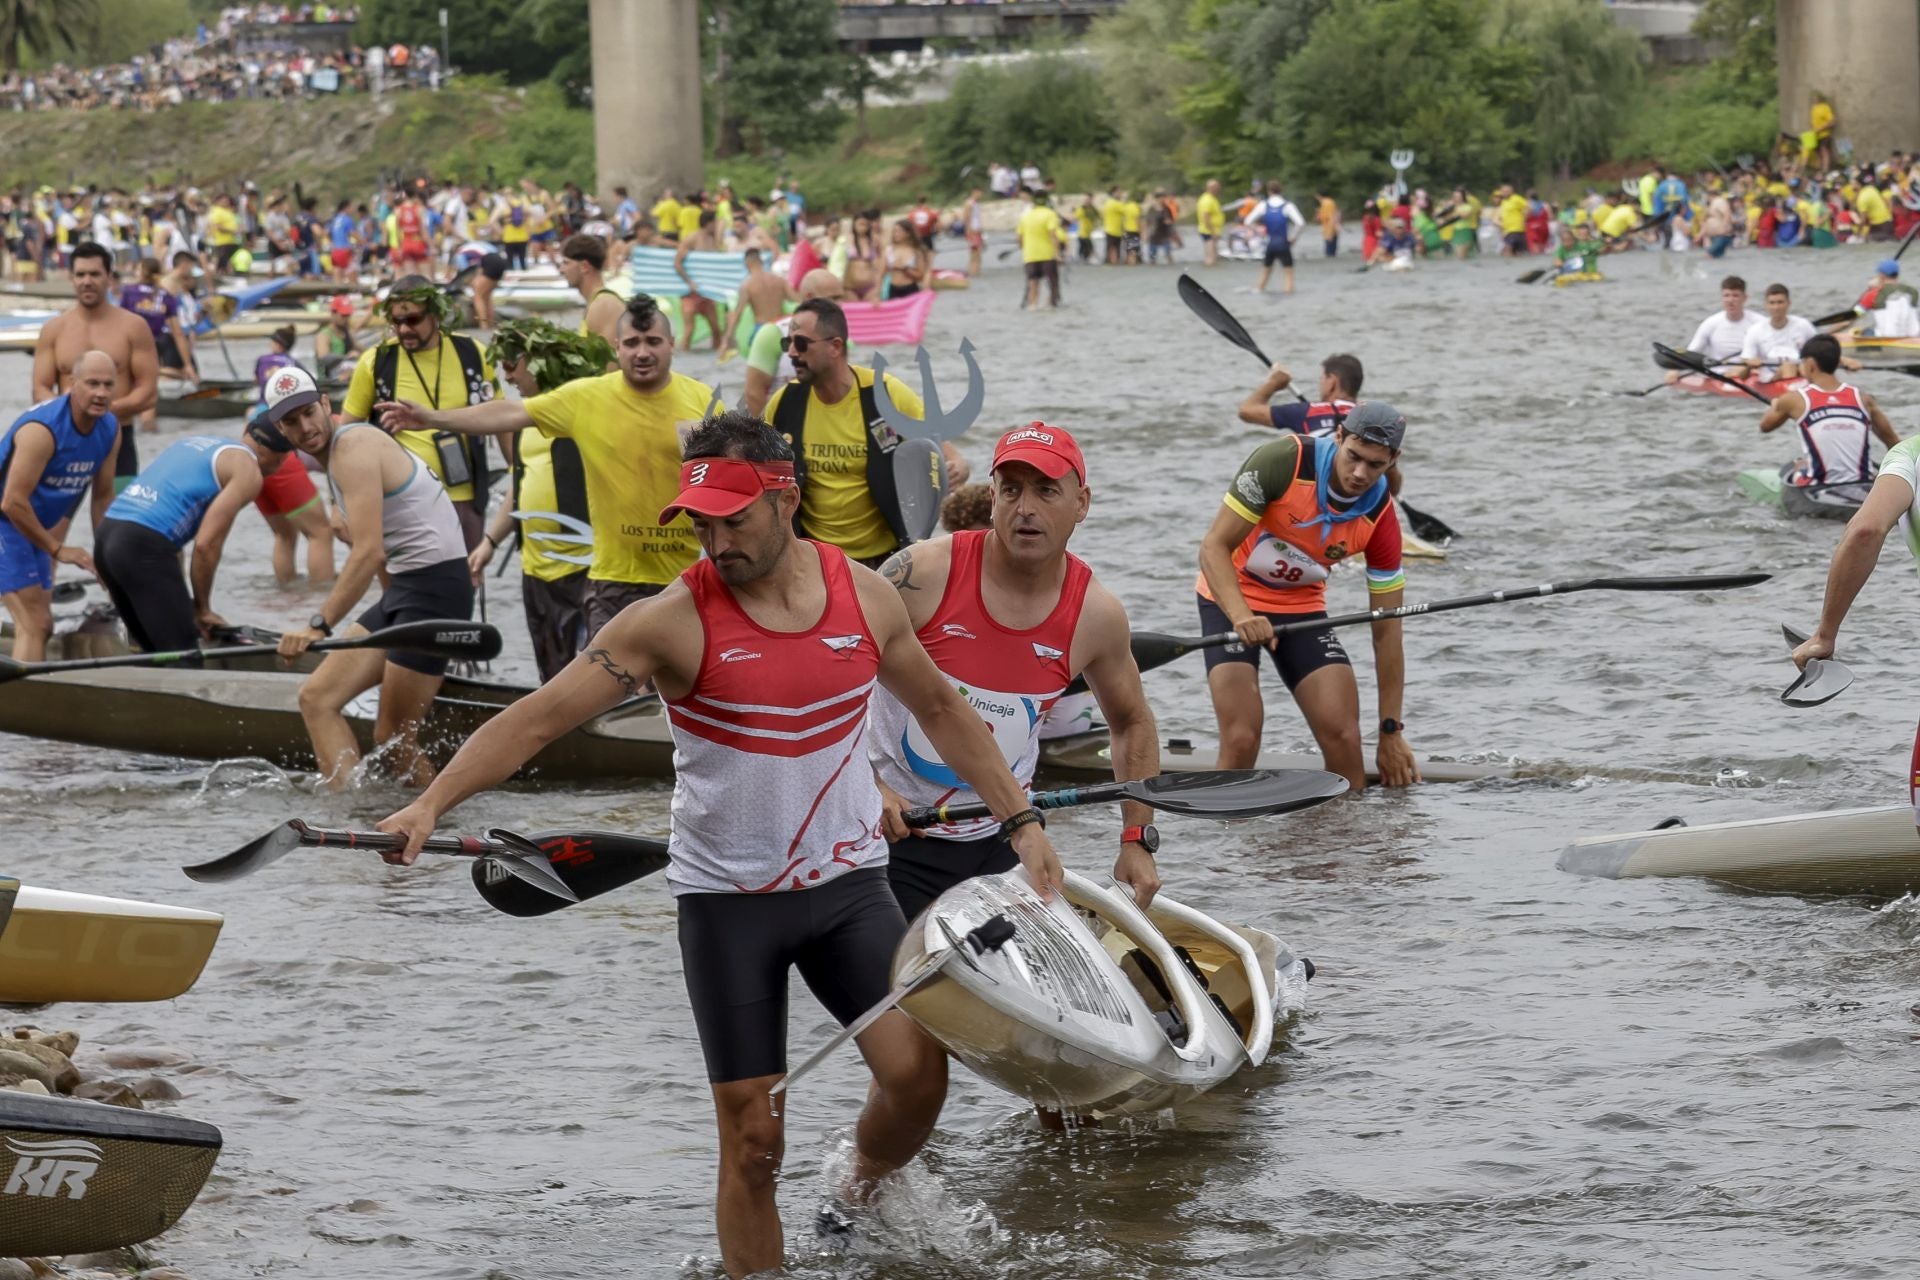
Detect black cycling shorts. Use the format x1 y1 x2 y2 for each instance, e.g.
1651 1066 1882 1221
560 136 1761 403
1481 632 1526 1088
356 556 473 676
479 251 507 282
1263 242 1294 268
677 866 906 1083
887 830 1017 923
1197 593 1350 692
94 518 196 653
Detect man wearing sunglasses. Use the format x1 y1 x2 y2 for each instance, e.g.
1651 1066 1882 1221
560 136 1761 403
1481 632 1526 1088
763 299 967 568
374 293 721 637
340 276 499 551
741 268 845 417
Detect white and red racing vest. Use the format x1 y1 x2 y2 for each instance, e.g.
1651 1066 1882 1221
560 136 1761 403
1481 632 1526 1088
664 542 886 895
869 530 1093 840
1795 382 1873 484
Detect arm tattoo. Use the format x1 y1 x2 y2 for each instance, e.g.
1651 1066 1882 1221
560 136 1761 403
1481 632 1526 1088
583 647 639 697
879 548 920 591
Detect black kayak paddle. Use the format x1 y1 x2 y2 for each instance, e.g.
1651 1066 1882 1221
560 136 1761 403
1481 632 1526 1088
1651 342 1773 405
901 767 1348 828
0 619 501 684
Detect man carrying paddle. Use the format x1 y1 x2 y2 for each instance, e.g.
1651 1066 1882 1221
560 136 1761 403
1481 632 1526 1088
1236 354 1405 496
93 426 283 652
376 412 1062 1280
268 367 475 790
1758 334 1900 490
375 293 721 637
0 351 121 661
1791 427 1920 830
1196 402 1419 790
871 423 1162 918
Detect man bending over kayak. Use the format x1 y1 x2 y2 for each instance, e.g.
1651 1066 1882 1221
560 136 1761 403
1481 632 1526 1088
1196 401 1418 791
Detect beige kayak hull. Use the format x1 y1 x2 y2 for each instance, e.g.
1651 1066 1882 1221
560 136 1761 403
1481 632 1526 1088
0 887 222 1004
1558 804 1920 899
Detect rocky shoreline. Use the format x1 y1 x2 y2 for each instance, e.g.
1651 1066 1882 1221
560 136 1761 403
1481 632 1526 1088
2 1026 200 1280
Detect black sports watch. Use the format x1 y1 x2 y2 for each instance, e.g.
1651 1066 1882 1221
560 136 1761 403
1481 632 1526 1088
1121 824 1160 854
308 612 333 637
1380 718 1404 735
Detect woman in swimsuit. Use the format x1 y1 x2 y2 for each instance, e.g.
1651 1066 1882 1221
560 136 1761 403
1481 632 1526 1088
884 219 928 298
844 211 881 301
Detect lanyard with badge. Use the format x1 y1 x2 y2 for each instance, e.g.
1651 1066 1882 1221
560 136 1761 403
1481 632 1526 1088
408 338 472 488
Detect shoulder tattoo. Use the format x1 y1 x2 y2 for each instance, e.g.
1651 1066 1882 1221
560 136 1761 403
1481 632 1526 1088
582 647 639 697
879 547 919 592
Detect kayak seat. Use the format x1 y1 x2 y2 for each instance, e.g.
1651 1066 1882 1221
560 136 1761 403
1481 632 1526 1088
1171 942 1249 1040
1118 948 1190 1048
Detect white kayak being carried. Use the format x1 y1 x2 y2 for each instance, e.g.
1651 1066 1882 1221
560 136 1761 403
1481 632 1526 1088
1558 803 1920 899
895 868 1308 1117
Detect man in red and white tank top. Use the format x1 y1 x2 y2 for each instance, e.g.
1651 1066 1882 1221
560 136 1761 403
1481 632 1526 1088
870 422 1164 919
1759 334 1899 486
378 412 1061 1280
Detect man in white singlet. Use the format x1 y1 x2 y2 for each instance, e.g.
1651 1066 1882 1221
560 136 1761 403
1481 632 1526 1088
1757 334 1899 488
871 423 1162 921
1791 429 1920 830
1666 274 1756 383
1736 282 1857 382
268 367 474 790
377 412 1063 1280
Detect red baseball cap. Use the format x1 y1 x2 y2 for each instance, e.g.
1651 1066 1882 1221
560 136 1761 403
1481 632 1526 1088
991 422 1085 483
658 456 797 523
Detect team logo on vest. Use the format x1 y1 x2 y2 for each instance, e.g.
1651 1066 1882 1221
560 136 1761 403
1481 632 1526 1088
941 623 976 640
1032 642 1064 662
902 679 1040 785
822 634 863 654
1324 544 1348 561
719 646 762 663
4 1136 101 1201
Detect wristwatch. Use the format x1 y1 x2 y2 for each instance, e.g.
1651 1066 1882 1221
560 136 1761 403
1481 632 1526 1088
1121 824 1160 854
1380 718 1404 735
308 612 333 637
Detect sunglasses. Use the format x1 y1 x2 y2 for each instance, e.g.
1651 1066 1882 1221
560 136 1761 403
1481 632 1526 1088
780 333 839 354
388 312 430 328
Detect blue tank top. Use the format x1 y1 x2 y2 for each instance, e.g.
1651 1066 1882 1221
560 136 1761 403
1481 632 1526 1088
1261 200 1291 245
0 395 119 531
103 434 245 547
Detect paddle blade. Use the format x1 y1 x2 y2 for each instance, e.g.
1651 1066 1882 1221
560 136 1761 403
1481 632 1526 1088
1177 273 1270 365
483 828 581 903
182 820 308 882
471 830 671 916
1516 269 1547 285
1813 306 1860 328
1132 768 1349 819
1129 630 1214 675
1652 341 1707 372
364 619 503 661
1581 573 1771 592
890 438 947 543
1398 500 1457 543
1782 657 1853 707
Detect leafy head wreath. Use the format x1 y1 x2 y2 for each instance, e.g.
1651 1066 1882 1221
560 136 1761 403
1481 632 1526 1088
487 317 616 393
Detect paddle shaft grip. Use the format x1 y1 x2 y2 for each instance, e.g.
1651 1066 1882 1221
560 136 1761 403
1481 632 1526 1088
901 781 1128 828
290 822 496 857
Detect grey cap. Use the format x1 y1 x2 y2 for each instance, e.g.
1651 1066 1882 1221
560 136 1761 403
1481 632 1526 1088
1343 401 1406 451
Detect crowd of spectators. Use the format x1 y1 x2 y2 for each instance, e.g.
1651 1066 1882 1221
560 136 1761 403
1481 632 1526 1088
0 6 439 115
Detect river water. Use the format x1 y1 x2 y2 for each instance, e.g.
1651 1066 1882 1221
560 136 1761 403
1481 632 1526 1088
4 242 1919 1278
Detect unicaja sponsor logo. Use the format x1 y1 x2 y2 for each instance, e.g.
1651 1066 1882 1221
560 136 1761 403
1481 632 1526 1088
4 1137 101 1201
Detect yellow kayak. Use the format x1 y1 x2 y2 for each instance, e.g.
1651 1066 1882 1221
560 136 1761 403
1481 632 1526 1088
0 885 222 1003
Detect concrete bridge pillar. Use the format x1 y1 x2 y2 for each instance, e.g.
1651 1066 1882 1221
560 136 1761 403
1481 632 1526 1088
1777 0 1920 160
590 0 704 203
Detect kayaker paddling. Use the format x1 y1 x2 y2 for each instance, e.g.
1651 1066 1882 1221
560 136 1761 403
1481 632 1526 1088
375 412 1062 1280
1735 283 1858 383
268 367 476 790
1758 335 1900 491
1237 353 1404 494
0 351 121 661
1196 402 1418 790
1666 275 1757 384
93 427 284 652
870 422 1162 920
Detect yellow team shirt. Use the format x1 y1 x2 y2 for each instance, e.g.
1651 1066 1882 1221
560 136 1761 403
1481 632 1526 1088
1101 199 1125 237
1857 185 1893 226
1498 194 1528 234
527 195 554 236
764 368 924 561
513 428 585 584
206 205 239 248
652 197 682 234
1121 200 1142 233
1075 205 1095 238
1597 203 1638 239
342 336 501 504
1195 192 1224 236
676 204 703 241
523 370 720 585
1811 101 1834 135
499 197 531 245
1018 206 1063 264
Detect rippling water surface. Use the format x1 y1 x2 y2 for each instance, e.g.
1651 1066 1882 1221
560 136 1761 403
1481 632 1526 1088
5 243 1920 1278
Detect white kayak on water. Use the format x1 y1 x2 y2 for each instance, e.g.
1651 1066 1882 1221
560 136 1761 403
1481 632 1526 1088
0 885 223 1004
895 868 1307 1117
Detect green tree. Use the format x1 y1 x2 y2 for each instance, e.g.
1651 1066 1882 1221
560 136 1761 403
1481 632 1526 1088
1175 0 1328 179
1272 0 1532 203
1485 0 1644 181
0 0 98 70
926 54 1114 183
1694 0 1775 105
357 0 568 84
706 0 847 158
1089 0 1203 186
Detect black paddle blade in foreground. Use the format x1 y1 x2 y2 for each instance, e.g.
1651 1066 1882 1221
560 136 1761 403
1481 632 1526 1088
371 619 504 661
471 830 670 916
1177 273 1272 366
1651 341 1707 372
1123 768 1349 819
1398 500 1457 543
182 820 308 882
